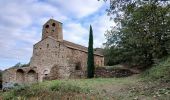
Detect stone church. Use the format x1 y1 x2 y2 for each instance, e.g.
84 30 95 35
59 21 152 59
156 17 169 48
2 19 104 88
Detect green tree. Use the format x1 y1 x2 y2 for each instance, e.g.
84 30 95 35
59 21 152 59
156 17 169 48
13 62 30 68
104 1 170 68
87 25 95 78
13 62 22 68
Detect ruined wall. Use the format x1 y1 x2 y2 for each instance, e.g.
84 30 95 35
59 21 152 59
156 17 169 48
95 67 134 78
2 68 17 88
2 67 38 88
16 69 25 84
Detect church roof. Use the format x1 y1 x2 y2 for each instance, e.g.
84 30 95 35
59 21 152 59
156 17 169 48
63 40 103 56
43 19 62 27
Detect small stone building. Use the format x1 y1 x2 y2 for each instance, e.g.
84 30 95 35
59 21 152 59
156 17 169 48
2 19 104 88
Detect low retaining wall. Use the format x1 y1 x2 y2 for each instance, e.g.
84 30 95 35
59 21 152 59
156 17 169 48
95 67 134 78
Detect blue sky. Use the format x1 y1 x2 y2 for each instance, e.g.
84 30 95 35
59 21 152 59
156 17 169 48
0 0 114 70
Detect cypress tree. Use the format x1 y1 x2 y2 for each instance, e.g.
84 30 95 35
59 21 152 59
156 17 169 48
87 25 94 78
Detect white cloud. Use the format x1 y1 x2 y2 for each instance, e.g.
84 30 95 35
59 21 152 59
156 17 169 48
0 0 68 70
0 0 114 70
64 23 88 46
92 14 115 47
63 14 114 48
47 0 103 18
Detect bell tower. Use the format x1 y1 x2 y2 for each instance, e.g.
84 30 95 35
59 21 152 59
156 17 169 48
42 19 63 41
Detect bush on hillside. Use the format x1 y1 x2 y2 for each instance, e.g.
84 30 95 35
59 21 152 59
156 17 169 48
141 56 170 82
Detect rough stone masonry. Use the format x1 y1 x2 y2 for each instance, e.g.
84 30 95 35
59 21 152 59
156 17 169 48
2 19 104 88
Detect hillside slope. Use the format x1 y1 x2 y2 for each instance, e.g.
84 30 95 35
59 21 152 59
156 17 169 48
142 56 170 82
0 57 170 100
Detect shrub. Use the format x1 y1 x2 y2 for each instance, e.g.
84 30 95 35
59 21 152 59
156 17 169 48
49 82 90 93
141 56 170 82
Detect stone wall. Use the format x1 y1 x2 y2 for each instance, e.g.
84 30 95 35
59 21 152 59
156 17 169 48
66 45 104 78
95 67 134 78
30 37 71 82
2 67 38 89
2 68 16 88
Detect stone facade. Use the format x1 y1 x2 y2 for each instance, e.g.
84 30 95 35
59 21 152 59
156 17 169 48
2 19 104 88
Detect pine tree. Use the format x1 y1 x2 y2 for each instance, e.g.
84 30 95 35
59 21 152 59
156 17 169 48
87 25 94 78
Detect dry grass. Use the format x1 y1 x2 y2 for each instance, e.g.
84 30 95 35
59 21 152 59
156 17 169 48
1 56 170 100
0 75 169 100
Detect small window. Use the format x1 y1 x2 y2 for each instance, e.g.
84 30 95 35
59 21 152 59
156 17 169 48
52 29 54 32
43 70 48 76
52 23 55 26
45 25 49 28
45 74 48 76
47 44 49 48
75 62 81 70
40 48 42 49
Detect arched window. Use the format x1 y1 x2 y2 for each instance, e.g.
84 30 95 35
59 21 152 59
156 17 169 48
43 70 49 76
47 44 49 48
45 24 49 28
17 69 24 73
52 23 55 26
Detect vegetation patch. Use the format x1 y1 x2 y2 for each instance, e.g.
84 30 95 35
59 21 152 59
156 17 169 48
49 82 91 93
0 78 137 100
141 56 170 82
